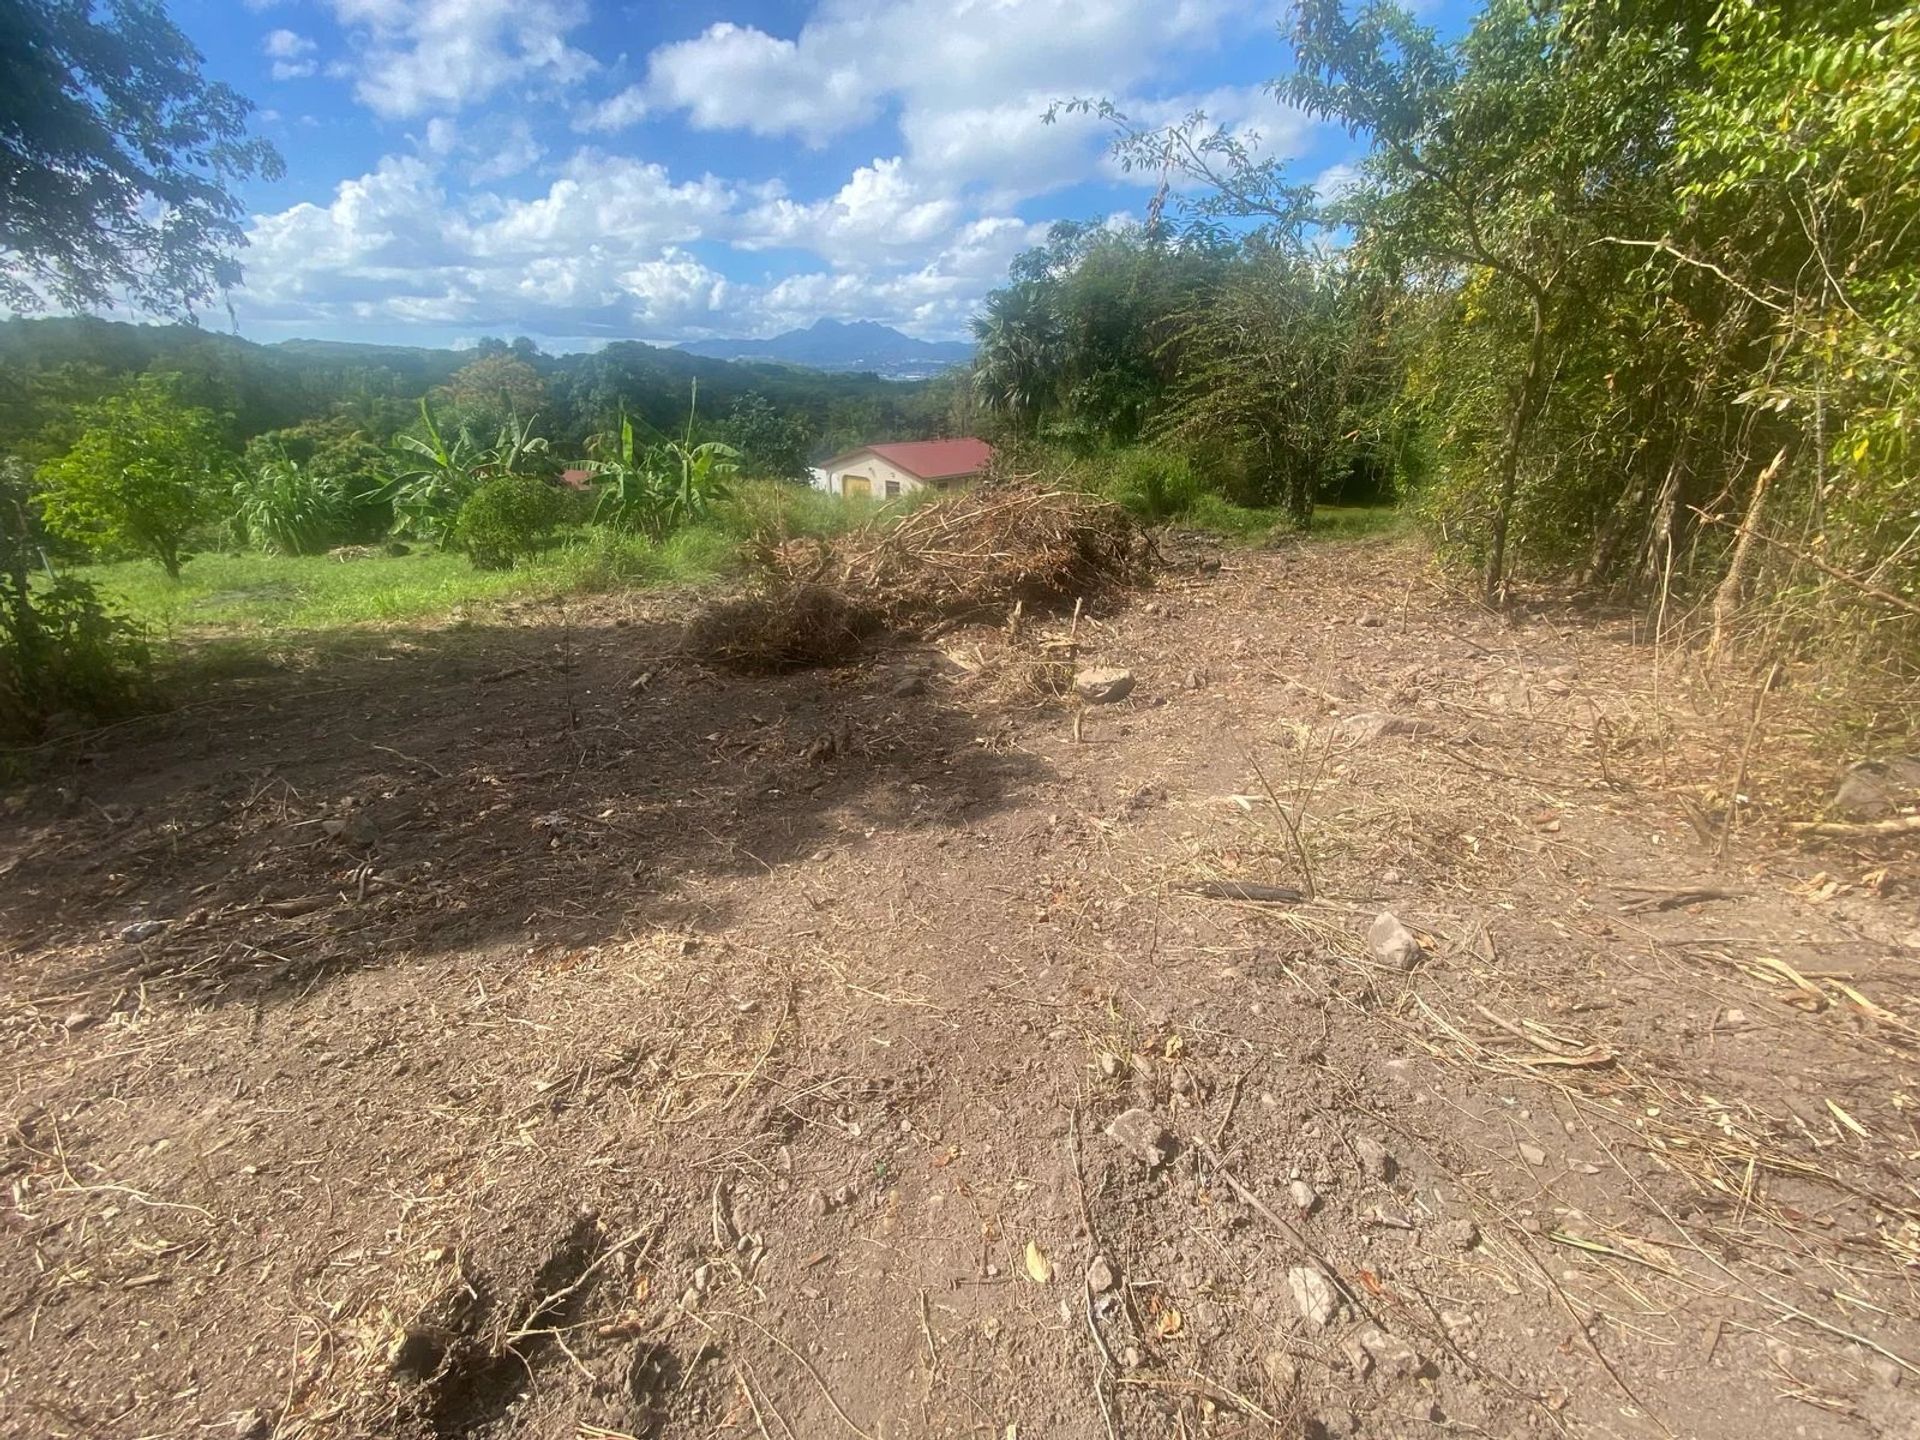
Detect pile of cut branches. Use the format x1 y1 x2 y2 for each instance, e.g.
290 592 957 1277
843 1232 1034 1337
687 481 1149 672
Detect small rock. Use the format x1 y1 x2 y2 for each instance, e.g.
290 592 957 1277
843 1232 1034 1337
119 919 167 944
1358 1326 1421 1380
1097 1052 1123 1078
1262 1349 1298 1392
1288 1180 1319 1214
1720 1008 1749 1031
1075 667 1136 705
1434 1218 1480 1251
1105 1107 1174 1168
891 674 927 698
1518 1142 1548 1167
1086 1256 1115 1294
1440 1308 1478 1342
1366 912 1421 971
62 1011 98 1032
1832 755 1920 820
1354 1136 1396 1181
692 1263 713 1292
1340 1333 1374 1377
1286 1266 1340 1329
1335 712 1432 742
1183 670 1206 691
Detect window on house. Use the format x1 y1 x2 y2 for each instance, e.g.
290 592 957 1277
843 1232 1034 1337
884 480 901 497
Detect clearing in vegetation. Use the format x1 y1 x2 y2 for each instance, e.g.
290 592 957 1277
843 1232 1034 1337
4 523 1916 1439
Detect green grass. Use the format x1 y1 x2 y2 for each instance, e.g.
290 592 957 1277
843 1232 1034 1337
54 479 1407 645
65 526 744 636
1177 495 1410 544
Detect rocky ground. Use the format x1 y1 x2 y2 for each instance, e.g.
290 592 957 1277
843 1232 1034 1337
3 535 1917 1439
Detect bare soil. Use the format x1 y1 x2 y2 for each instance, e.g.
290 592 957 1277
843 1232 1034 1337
3 537 1917 1440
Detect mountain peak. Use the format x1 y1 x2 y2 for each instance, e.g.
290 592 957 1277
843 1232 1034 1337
677 320 973 378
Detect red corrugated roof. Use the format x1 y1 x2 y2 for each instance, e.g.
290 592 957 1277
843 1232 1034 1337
826 437 994 481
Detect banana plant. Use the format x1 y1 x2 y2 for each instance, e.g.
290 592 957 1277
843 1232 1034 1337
382 397 484 543
587 406 666 533
657 383 738 532
587 384 737 537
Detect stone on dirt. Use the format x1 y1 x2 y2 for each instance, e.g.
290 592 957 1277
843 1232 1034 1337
1354 1136 1396 1181
1288 1179 1319 1214
1367 912 1422 970
1075 667 1136 704
1335 711 1432 742
119 919 166 943
1287 1265 1340 1329
1358 1326 1421 1380
1832 754 1920 819
1262 1349 1299 1391
1105 1107 1173 1167
1086 1255 1116 1294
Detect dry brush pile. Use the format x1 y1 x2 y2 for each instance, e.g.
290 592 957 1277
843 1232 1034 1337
685 481 1150 672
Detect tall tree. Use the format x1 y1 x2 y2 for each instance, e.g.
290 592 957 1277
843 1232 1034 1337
0 0 283 317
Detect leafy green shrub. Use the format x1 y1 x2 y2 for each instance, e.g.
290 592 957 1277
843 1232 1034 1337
550 525 738 592
456 474 563 570
231 457 352 555
1 576 152 742
1103 448 1201 520
713 479 858 546
35 373 229 578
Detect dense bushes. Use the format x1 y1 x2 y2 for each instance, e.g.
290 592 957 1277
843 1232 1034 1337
456 474 564 571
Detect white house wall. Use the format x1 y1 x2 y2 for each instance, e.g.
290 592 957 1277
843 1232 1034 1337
827 454 924 498
825 451 985 498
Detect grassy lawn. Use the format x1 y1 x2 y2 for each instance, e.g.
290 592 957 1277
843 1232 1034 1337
1179 496 1411 544
60 485 1404 642
65 480 879 637
69 526 740 636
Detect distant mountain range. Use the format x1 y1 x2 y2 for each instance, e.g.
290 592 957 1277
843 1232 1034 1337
677 319 973 379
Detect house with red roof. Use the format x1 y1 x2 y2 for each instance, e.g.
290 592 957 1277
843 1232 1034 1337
819 438 993 499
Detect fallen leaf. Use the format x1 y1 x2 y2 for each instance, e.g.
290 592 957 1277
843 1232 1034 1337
1826 1098 1871 1139
1024 1240 1053 1284
1157 1307 1184 1338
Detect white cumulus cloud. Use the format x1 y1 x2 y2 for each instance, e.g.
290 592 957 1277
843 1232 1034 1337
325 0 595 118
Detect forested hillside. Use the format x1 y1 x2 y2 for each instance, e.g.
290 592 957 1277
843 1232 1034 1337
0 317 961 465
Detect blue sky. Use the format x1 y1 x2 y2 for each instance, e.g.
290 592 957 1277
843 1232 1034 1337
172 0 1471 351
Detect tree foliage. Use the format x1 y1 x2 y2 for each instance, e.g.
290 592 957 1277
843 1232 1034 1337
35 373 230 578
0 0 283 317
995 0 1918 676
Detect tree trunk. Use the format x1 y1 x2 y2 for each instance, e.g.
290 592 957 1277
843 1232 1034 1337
2 492 43 706
1707 446 1787 661
1483 290 1548 606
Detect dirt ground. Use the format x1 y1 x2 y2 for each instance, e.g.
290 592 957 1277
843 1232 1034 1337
3 535 1918 1440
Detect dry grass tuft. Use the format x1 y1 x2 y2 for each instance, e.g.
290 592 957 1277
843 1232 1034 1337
682 582 879 673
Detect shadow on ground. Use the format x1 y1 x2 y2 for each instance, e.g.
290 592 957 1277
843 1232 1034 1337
0 605 1046 1006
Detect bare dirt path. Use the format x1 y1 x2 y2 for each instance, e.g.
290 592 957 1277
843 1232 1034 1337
3 537 1917 1439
